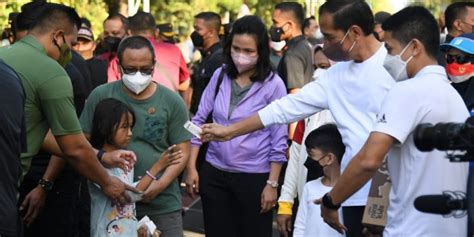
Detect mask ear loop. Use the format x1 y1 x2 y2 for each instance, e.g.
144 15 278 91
341 27 356 53
399 41 414 63
340 28 351 44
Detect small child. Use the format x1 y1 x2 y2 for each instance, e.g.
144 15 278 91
88 98 182 237
293 124 345 237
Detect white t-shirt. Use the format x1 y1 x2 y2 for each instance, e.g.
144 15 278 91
374 65 469 236
279 110 334 204
294 177 343 237
259 45 395 206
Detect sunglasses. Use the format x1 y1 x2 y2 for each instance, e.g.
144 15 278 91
446 54 474 64
121 66 154 76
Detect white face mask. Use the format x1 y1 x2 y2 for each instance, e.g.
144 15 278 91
383 41 414 82
122 72 152 95
312 68 327 81
314 28 324 40
270 40 286 52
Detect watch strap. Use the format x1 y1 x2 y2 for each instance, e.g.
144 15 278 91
38 178 54 191
266 180 278 188
322 193 341 210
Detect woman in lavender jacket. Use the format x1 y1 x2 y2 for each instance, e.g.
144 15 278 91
184 16 288 237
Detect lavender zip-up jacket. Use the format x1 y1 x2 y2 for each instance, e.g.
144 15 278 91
191 67 288 173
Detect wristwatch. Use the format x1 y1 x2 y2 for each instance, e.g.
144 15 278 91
322 193 341 210
38 178 54 191
266 180 279 188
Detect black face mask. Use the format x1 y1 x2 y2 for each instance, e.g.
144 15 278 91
304 157 322 174
104 36 122 53
191 31 204 47
270 25 284 42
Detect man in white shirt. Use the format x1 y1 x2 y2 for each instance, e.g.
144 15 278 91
201 1 394 236
318 6 469 236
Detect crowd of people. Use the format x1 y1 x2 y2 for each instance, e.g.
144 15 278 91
0 0 473 237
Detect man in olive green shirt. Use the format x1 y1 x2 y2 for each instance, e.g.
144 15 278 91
80 36 191 237
0 3 135 218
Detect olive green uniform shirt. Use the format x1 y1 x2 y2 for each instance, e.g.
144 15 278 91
0 35 82 177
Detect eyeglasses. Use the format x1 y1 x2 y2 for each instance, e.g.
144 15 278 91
446 54 474 64
120 66 154 76
309 153 329 162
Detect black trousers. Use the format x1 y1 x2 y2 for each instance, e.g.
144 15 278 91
342 206 365 237
18 172 82 237
199 162 273 237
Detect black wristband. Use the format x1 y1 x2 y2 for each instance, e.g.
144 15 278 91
322 193 341 210
97 149 106 161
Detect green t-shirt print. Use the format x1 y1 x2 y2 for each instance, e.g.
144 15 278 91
80 81 192 215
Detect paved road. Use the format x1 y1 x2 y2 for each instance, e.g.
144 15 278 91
182 188 281 236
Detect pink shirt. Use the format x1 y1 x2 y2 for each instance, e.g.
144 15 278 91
101 38 190 92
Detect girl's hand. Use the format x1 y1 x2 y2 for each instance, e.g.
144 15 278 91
158 145 183 169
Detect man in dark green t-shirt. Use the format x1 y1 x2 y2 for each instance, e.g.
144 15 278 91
0 3 136 220
80 36 192 236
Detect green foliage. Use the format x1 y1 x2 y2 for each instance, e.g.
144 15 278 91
0 0 465 39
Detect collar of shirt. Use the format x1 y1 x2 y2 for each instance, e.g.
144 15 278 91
205 42 222 56
286 35 306 49
413 65 448 80
445 34 455 44
20 35 47 55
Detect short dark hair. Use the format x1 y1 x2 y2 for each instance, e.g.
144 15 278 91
14 1 47 32
194 12 221 32
32 3 81 33
104 13 129 31
223 15 273 82
305 124 345 164
90 98 135 149
319 0 374 36
382 6 439 59
275 2 305 28
445 2 474 32
129 11 156 34
117 35 156 63
303 16 316 31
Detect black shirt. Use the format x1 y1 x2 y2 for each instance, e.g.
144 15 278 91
277 35 313 90
452 76 474 111
71 51 93 97
190 42 224 114
86 57 108 90
0 60 26 237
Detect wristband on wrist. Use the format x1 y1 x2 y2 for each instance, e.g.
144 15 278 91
97 149 106 161
322 193 341 210
145 170 157 180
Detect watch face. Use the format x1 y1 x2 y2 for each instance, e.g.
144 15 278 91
39 179 53 191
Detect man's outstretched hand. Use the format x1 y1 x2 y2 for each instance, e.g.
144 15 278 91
201 123 232 142
101 149 137 173
102 176 142 205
